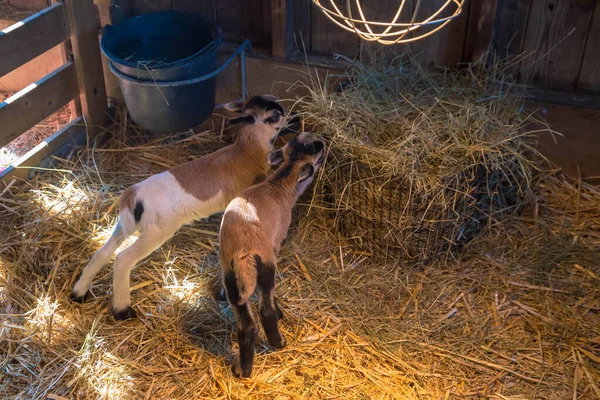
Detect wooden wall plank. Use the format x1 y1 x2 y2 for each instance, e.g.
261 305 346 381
271 0 294 58
0 62 78 148
463 0 498 62
494 0 531 56
292 0 310 53
522 0 594 91
65 0 109 136
173 0 216 20
97 0 130 27
110 0 132 24
130 0 171 16
0 117 86 183
577 2 600 94
310 1 359 56
413 0 470 68
216 0 266 46
263 0 273 49
0 3 70 78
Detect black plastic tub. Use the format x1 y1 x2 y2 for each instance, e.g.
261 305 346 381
101 11 222 132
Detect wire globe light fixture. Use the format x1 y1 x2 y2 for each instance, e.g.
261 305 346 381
311 0 466 45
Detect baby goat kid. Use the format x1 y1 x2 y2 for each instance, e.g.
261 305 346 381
71 95 298 320
219 133 326 378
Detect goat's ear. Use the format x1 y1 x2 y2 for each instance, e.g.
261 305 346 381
229 114 255 125
267 149 284 166
222 100 244 113
297 164 314 182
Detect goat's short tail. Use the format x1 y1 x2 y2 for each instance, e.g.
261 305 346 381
232 255 258 305
118 186 142 237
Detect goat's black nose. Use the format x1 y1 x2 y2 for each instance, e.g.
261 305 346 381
312 140 325 153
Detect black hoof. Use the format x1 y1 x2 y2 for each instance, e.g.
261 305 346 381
269 335 286 349
112 306 137 320
231 360 251 378
70 290 91 304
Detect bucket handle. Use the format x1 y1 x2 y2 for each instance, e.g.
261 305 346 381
108 39 251 90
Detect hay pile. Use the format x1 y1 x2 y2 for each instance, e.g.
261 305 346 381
0 88 599 397
295 53 550 261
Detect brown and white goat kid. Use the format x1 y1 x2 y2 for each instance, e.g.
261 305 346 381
219 133 326 378
71 95 298 320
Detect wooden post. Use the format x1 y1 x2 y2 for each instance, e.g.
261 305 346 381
64 0 109 136
271 0 294 58
50 0 81 121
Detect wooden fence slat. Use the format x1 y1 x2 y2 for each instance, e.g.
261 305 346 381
463 0 498 62
413 0 470 68
522 0 594 92
576 2 600 94
310 0 359 56
0 3 70 78
272 0 294 58
292 0 311 53
216 0 266 46
0 62 78 148
0 117 86 183
173 0 216 19
130 0 171 16
494 0 531 56
64 0 109 137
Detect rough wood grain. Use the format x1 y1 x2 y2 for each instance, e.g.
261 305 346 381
65 0 109 136
577 2 600 94
130 0 171 16
413 0 470 68
310 0 359 56
173 0 216 19
463 0 498 62
271 0 294 58
523 0 594 91
292 0 310 53
216 0 265 46
494 0 531 55
0 3 70 78
110 0 131 24
50 0 82 120
0 62 78 148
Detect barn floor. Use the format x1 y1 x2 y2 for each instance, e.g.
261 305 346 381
530 101 600 182
1 109 599 399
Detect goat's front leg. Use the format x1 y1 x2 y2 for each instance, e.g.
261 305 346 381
72 222 126 302
112 227 174 319
257 261 286 349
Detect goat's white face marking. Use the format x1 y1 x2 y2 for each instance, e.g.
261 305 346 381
226 197 260 222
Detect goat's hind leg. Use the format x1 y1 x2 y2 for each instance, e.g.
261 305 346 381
257 259 286 349
224 272 259 378
111 225 177 320
72 222 126 302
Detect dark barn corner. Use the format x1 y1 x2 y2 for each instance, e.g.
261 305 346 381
0 0 599 398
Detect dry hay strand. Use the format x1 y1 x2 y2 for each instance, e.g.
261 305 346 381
0 105 599 398
294 51 554 262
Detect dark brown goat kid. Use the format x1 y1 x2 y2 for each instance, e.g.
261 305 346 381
219 133 326 378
